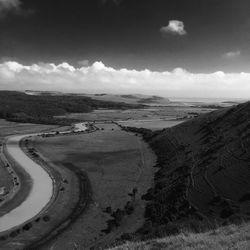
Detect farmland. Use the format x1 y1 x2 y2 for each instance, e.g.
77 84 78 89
55 105 215 131
32 122 156 249
0 93 248 249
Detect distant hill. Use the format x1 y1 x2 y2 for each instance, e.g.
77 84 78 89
25 91 170 106
79 93 170 106
123 101 250 239
0 91 145 125
25 90 63 96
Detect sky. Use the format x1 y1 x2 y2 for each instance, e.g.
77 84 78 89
0 0 250 98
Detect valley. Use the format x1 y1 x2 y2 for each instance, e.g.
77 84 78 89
0 91 249 249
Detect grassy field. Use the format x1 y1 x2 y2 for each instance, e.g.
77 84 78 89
32 123 156 249
109 222 250 250
56 106 212 121
0 119 83 249
0 135 91 249
55 106 214 131
0 119 58 138
118 119 184 131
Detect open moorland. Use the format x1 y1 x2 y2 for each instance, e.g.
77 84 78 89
32 122 156 249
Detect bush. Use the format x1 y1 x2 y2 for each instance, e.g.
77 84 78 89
23 222 32 231
220 207 235 219
43 215 51 222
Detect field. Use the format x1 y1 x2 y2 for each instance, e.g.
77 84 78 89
33 123 156 249
118 119 183 131
0 98 245 249
55 105 214 131
0 119 58 138
79 93 171 105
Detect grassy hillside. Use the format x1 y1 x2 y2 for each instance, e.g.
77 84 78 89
117 101 250 245
0 91 144 125
140 101 250 236
78 93 170 105
109 222 250 250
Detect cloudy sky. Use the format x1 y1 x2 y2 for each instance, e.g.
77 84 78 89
0 0 250 98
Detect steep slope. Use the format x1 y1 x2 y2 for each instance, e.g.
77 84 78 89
136 101 250 237
109 222 250 250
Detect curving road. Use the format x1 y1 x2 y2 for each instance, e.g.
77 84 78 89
0 134 53 233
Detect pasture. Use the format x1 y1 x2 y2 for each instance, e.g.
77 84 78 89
33 123 156 249
118 119 184 131
55 105 213 130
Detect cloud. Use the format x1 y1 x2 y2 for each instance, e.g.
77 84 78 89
0 0 33 18
223 50 241 59
0 0 20 17
160 20 187 36
0 60 250 98
78 60 89 67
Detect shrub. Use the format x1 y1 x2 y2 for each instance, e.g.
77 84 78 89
43 215 50 222
220 207 235 219
23 222 32 231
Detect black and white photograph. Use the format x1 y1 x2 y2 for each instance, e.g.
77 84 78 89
0 0 249 249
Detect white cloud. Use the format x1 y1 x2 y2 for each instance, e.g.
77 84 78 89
160 20 187 36
78 59 89 67
223 50 241 58
0 0 20 17
0 60 250 98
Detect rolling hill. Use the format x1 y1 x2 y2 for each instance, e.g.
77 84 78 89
117 101 250 247
25 91 171 106
0 91 145 125
82 94 170 106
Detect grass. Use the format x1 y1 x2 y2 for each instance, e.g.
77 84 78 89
0 119 88 249
55 106 212 126
109 222 250 250
135 101 250 239
0 119 58 138
0 158 13 201
33 123 156 249
0 134 90 250
118 119 183 131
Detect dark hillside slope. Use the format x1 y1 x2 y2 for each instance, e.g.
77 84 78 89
142 101 250 236
0 91 144 124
